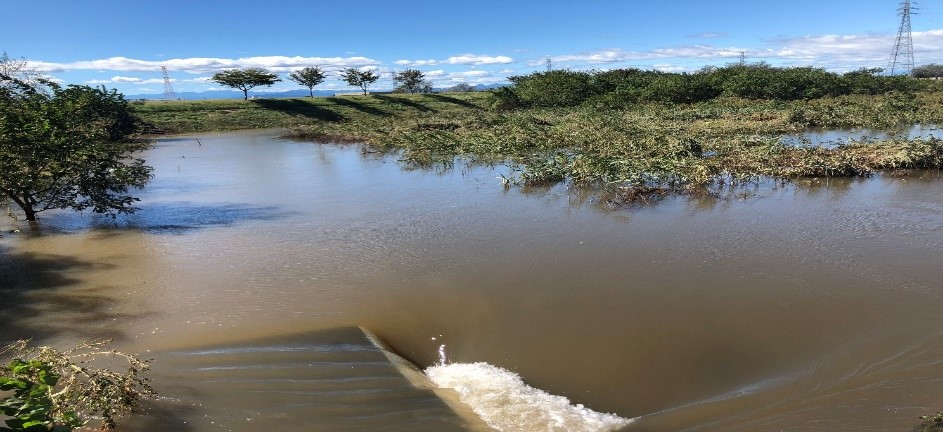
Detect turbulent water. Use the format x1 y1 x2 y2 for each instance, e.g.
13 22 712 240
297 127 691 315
427 362 633 431
2 130 943 431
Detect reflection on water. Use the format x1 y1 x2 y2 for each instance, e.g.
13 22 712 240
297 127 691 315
782 124 941 147
2 130 943 431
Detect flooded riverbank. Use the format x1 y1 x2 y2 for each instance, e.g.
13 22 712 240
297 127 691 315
2 130 942 431
782 124 942 148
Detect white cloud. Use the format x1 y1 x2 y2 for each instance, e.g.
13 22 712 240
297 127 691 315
689 32 726 39
395 54 515 67
30 55 381 74
446 54 514 65
652 64 691 73
87 76 141 84
539 28 943 72
395 59 438 66
112 76 144 83
419 69 505 87
541 46 750 66
456 70 490 77
85 75 214 85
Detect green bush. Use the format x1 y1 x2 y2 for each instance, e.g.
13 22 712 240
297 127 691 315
0 340 154 431
913 63 943 79
495 65 928 110
640 72 722 103
508 70 597 107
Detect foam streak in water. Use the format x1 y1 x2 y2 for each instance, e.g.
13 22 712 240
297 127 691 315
425 362 633 432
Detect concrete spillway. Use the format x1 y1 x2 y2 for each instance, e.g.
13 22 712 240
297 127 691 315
129 327 492 431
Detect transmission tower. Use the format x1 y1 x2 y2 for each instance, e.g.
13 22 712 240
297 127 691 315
888 0 916 76
161 66 176 99
545 58 552 72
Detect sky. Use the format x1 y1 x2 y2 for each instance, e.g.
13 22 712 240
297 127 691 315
4 0 943 96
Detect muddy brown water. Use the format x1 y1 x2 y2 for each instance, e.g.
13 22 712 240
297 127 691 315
2 130 943 431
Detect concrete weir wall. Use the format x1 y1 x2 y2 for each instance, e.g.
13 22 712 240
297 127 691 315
131 326 493 431
362 328 494 431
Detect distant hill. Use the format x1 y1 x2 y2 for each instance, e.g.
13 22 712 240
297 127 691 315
125 83 507 100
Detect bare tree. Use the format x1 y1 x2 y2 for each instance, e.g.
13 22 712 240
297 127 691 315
0 51 41 89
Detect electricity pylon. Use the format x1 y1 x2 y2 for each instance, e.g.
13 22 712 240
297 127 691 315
161 66 176 99
888 0 916 76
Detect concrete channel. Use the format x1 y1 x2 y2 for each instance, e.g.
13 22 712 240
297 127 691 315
127 327 493 431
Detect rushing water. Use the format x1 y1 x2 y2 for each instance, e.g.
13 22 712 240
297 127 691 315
2 130 943 431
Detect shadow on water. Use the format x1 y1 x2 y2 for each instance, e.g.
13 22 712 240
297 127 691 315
373 94 436 113
115 202 291 234
37 203 291 235
423 93 482 109
250 99 345 122
0 244 137 345
328 97 391 117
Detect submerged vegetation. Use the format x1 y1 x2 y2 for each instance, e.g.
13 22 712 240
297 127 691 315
133 65 943 203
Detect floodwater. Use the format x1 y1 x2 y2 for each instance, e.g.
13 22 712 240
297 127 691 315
782 124 941 148
2 130 943 431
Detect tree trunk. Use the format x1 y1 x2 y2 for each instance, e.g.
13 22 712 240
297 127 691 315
309 88 314 98
243 89 248 100
6 192 35 221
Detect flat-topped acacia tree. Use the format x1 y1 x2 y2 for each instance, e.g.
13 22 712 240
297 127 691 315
0 75 153 222
211 68 281 100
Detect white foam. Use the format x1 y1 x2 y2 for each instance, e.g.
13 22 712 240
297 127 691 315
425 362 633 432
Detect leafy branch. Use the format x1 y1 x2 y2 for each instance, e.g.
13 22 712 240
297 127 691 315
0 340 155 431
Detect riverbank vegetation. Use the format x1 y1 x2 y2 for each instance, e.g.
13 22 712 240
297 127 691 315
0 340 153 431
0 75 153 222
133 65 943 202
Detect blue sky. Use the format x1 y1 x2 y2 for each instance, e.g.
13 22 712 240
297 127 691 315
4 0 943 95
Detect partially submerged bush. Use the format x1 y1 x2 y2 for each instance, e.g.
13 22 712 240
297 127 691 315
916 411 943 431
0 340 154 431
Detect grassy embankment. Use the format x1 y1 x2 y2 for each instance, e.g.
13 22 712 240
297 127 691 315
133 90 943 201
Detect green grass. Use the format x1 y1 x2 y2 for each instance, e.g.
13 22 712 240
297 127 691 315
133 91 943 202
131 93 491 134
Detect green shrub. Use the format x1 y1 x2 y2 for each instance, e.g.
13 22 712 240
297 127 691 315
0 340 154 431
913 63 943 79
508 70 597 107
